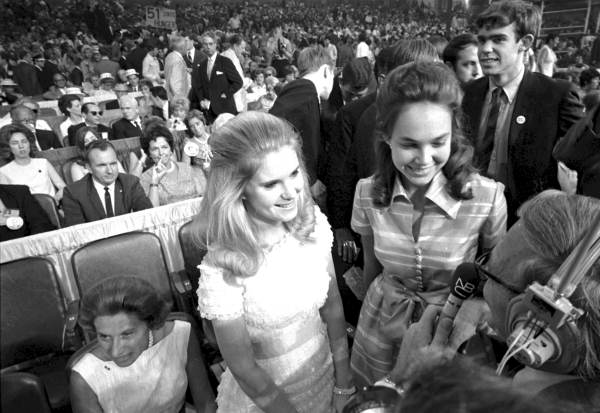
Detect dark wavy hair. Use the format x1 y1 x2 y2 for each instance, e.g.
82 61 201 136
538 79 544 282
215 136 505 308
371 61 476 207
0 123 38 161
140 124 174 154
78 276 171 332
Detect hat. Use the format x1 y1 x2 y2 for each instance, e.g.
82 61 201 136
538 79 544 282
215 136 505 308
64 86 84 95
99 73 115 82
0 79 18 87
124 68 139 78
114 83 129 92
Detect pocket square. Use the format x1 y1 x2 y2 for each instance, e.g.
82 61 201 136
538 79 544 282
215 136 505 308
220 93 227 98
216 71 224 75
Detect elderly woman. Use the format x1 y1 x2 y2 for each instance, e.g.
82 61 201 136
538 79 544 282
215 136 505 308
0 124 65 202
70 127 126 182
70 276 216 413
140 124 205 206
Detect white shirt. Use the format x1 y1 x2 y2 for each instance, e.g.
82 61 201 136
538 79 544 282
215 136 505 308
92 178 116 215
60 117 83 138
206 53 217 79
143 53 162 85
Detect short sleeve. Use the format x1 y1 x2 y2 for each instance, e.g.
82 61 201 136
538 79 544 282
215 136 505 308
313 205 334 253
480 181 507 250
350 178 374 236
196 263 244 321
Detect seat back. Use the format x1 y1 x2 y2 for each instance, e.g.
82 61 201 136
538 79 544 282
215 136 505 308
71 231 175 308
61 160 75 185
33 194 61 230
178 220 207 294
1 372 53 413
62 136 71 148
0 258 67 369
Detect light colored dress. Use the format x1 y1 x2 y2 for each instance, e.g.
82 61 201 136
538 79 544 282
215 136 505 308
197 207 335 413
0 158 57 197
140 161 205 206
350 172 507 386
72 320 190 413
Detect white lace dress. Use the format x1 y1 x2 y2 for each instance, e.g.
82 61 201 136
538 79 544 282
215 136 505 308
197 207 335 413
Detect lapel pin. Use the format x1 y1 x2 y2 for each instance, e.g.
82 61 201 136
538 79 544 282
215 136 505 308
516 115 526 125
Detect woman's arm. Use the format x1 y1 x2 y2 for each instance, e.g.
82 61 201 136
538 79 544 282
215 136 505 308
362 234 382 287
319 256 354 410
186 326 217 413
212 317 300 413
128 152 146 177
70 371 103 413
47 162 66 201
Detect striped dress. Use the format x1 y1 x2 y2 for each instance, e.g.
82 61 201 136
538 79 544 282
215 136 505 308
350 172 507 386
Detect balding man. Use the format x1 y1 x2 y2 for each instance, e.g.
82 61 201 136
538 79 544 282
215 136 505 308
112 95 143 140
164 35 190 100
11 105 62 150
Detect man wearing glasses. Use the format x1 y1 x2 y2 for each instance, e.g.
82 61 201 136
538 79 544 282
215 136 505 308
11 105 62 151
42 74 69 100
67 103 113 146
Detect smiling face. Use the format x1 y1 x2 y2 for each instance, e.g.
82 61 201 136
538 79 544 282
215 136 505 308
243 146 304 228
148 136 172 166
94 312 149 367
454 44 482 85
8 132 31 160
387 101 452 193
477 23 526 83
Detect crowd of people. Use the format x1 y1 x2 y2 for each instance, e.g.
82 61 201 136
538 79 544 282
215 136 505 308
1 0 599 412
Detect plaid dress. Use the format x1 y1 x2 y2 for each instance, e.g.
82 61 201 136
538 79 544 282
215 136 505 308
350 172 507 386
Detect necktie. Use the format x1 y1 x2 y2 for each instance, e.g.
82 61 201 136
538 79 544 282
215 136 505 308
104 186 114 217
478 87 504 171
207 57 214 80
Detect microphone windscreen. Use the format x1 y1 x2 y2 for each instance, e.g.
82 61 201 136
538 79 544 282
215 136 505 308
450 262 480 300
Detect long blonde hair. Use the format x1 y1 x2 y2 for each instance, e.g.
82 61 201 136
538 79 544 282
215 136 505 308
192 111 315 278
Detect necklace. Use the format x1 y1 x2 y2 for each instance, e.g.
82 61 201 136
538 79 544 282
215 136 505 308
148 329 154 348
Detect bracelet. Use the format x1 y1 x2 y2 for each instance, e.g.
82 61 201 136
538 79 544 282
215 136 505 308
374 376 405 397
333 385 356 396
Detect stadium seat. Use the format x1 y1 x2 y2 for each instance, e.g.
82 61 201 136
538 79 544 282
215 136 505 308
1 372 53 413
0 257 82 411
61 160 74 185
71 231 195 318
33 193 61 229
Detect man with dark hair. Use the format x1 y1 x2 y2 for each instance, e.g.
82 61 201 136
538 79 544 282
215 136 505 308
443 33 482 87
62 140 152 226
221 34 247 112
462 0 583 225
270 45 335 194
67 103 113 146
13 50 43 97
189 32 242 123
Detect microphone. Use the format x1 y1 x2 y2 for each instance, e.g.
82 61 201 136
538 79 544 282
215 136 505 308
440 263 480 321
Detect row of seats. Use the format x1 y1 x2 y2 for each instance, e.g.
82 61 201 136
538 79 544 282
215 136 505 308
0 223 208 412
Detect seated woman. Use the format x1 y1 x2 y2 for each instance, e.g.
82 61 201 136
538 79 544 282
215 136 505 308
246 69 267 103
70 276 216 413
182 110 212 172
70 126 127 182
0 124 66 202
168 97 189 132
140 125 205 206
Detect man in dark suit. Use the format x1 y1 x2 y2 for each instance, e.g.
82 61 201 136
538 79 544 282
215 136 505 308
112 95 143 140
125 41 147 77
0 184 55 241
13 50 43 97
62 140 152 226
190 32 242 123
463 0 583 225
67 103 113 146
11 106 62 150
184 36 207 71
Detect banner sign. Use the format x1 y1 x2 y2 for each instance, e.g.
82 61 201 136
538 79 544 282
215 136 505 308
146 7 177 30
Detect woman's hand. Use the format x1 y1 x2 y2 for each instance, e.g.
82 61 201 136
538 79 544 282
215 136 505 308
335 228 359 263
557 161 578 195
151 161 169 185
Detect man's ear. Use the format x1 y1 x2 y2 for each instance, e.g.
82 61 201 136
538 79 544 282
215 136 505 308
519 34 534 51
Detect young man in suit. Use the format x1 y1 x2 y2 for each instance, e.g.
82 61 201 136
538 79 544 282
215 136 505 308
67 103 113 146
189 32 243 123
13 50 43 97
62 140 152 226
112 95 143 140
462 0 584 225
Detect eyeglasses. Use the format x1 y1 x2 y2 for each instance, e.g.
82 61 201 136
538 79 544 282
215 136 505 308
474 254 522 295
88 111 103 116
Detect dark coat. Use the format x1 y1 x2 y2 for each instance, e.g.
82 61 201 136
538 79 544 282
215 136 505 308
13 61 43 96
112 118 142 141
270 78 323 185
189 54 242 122
62 173 152 227
126 47 148 76
462 71 583 220
0 184 55 241
35 129 62 150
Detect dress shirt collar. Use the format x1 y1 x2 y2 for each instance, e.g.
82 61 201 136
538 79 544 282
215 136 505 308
391 171 461 219
92 177 116 212
488 64 525 105
130 117 142 127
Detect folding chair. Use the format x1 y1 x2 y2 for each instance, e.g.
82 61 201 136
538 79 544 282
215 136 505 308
33 193 61 229
1 372 53 413
0 257 81 411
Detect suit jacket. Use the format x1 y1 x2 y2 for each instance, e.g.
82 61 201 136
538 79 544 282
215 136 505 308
189 54 242 121
0 184 55 241
35 129 62 150
164 50 190 100
67 123 113 146
125 47 148 76
38 61 59 92
270 79 322 185
112 118 142 140
62 173 152 227
463 71 583 218
13 61 43 97
220 48 246 112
